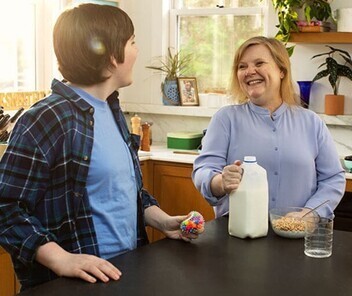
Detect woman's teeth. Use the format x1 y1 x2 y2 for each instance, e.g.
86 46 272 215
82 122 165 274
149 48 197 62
247 80 262 85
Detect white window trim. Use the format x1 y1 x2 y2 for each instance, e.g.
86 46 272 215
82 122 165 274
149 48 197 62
36 0 64 91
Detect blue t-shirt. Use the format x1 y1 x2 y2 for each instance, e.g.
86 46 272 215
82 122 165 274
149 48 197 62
71 86 137 259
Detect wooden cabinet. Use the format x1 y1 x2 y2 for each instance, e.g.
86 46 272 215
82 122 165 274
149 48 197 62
140 160 154 241
0 247 20 296
140 160 215 242
346 179 352 193
140 160 153 193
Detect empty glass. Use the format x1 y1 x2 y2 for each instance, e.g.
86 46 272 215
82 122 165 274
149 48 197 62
304 217 333 258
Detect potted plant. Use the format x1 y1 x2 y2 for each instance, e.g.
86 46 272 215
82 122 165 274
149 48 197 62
312 45 352 115
270 0 333 56
146 48 193 106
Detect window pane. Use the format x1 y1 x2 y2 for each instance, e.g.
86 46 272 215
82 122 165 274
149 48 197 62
69 0 119 7
0 2 36 91
179 14 264 93
178 0 262 8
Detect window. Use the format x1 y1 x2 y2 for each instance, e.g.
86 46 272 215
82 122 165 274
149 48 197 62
69 0 119 6
170 0 268 93
0 0 62 92
0 1 37 91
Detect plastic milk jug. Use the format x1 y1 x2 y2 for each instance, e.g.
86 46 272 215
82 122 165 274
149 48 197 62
228 156 269 238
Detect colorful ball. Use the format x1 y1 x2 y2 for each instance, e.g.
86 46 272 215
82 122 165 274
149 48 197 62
180 211 204 235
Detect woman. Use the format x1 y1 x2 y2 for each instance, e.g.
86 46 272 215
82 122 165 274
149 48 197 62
192 36 345 219
0 4 202 291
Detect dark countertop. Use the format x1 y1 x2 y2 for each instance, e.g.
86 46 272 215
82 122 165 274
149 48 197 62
19 217 352 296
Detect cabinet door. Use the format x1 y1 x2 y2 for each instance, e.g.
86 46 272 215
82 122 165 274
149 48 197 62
152 161 215 241
346 179 352 193
140 160 154 242
0 249 16 296
140 160 153 193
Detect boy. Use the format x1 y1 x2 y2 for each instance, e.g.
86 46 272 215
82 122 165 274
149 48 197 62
0 3 201 290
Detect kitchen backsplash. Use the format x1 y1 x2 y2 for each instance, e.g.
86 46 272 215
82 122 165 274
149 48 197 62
328 125 352 158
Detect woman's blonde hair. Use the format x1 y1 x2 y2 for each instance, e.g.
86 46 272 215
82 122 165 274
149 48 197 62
230 36 299 105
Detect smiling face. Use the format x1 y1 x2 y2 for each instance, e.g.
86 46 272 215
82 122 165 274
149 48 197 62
237 44 284 111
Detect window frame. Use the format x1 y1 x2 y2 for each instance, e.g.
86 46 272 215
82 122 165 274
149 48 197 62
169 2 269 93
0 0 63 92
170 7 268 45
37 0 64 91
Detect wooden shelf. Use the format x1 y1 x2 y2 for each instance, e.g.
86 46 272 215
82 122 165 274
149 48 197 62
289 32 352 44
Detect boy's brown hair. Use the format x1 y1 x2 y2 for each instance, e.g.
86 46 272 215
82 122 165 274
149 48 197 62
53 3 134 85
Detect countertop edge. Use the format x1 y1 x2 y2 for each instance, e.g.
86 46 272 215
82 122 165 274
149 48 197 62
138 146 352 180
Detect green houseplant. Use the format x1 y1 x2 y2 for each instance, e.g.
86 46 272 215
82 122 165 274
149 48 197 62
312 45 352 115
270 0 333 56
146 48 193 106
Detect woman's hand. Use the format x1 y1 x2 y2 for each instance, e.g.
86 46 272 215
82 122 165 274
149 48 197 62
211 160 243 197
36 242 122 283
286 208 317 219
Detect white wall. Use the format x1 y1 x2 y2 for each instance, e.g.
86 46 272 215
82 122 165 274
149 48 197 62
119 0 168 106
291 44 352 114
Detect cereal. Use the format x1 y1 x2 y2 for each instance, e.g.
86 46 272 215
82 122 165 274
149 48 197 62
272 216 306 232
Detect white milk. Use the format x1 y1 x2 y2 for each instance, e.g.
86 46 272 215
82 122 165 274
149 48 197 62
228 156 269 239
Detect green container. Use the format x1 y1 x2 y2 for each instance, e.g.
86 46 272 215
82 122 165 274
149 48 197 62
167 132 203 150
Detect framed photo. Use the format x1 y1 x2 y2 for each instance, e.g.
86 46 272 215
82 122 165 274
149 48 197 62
178 77 199 106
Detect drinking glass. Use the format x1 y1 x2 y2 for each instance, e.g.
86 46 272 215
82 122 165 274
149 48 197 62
304 217 333 258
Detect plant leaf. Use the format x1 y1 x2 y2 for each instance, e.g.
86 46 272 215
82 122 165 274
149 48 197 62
304 6 312 23
145 47 193 80
326 57 338 86
312 69 329 81
326 45 351 59
286 46 295 57
337 66 352 81
311 52 331 59
317 62 327 69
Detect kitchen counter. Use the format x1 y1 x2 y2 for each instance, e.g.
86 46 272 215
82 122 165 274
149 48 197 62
18 217 352 296
138 145 199 164
138 145 352 180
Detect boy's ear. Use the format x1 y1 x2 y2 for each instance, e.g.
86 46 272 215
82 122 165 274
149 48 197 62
110 55 118 67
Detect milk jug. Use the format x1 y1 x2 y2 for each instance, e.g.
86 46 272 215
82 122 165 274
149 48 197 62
228 156 269 238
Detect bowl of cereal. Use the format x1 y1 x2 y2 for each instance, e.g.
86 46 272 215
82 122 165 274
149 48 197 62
269 207 318 239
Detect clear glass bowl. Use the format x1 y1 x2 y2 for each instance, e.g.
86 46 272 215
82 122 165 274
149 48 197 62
270 207 318 239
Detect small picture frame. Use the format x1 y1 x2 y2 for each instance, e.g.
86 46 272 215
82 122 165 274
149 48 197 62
178 77 199 106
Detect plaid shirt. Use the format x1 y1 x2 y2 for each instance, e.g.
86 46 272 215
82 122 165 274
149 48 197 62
0 79 158 289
